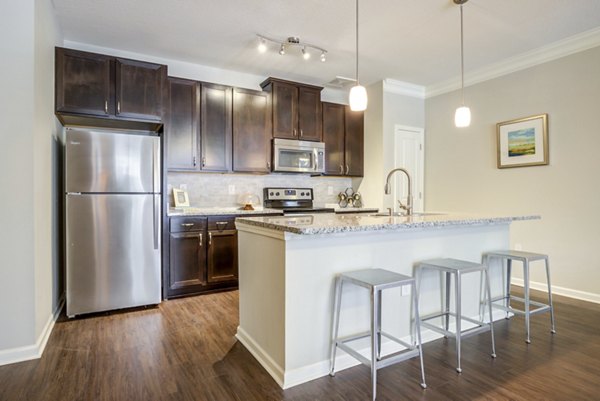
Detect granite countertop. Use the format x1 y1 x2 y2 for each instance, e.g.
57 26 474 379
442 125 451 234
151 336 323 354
235 212 540 235
168 207 283 217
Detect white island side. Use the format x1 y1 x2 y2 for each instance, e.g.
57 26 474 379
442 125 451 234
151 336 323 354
234 213 539 389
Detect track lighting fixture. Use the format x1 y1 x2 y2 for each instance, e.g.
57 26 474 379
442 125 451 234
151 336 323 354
256 35 327 62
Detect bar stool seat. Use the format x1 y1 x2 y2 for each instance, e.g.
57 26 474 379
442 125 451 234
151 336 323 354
483 250 556 344
330 268 426 400
416 258 496 373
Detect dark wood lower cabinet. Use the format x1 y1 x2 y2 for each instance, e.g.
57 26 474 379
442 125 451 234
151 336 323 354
169 231 206 291
207 230 238 283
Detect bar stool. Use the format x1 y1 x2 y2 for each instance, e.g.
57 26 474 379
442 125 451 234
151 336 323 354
483 250 556 344
329 268 426 401
416 258 496 373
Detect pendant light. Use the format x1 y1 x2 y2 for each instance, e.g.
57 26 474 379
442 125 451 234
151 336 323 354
454 0 471 127
349 0 367 111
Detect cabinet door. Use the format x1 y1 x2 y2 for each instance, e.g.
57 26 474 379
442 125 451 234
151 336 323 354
322 103 346 175
232 88 271 173
344 107 364 177
297 86 322 141
168 231 207 292
200 83 232 172
55 48 111 116
207 230 238 283
272 81 298 139
115 58 165 121
166 78 200 171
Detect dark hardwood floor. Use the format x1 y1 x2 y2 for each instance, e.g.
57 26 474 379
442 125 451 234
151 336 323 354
1 288 600 401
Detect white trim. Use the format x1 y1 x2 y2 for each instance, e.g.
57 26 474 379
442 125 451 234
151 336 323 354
512 279 600 305
0 298 64 366
426 26 600 98
383 79 425 99
235 326 285 388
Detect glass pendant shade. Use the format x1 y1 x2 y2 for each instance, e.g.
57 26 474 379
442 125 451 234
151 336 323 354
454 106 471 127
349 85 367 111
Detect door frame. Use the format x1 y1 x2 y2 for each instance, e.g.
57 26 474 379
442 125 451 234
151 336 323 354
393 125 425 212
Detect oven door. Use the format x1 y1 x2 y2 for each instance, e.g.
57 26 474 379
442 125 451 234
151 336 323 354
273 139 325 173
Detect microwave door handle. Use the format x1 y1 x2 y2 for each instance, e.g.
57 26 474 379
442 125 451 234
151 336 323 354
313 148 318 171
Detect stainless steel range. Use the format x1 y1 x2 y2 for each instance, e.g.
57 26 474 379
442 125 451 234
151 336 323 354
263 187 335 215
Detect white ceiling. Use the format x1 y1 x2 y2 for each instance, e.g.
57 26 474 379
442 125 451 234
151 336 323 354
53 0 600 88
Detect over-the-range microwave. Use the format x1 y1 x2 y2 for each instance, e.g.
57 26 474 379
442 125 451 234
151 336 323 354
273 138 325 174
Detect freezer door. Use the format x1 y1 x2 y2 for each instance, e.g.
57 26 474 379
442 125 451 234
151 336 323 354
66 194 161 317
65 128 160 193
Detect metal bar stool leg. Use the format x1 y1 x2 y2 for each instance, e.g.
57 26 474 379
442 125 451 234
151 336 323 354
545 257 557 334
377 290 382 360
506 258 512 319
445 271 451 333
455 272 462 373
524 260 531 344
485 267 497 358
412 281 427 389
370 287 379 401
330 277 343 376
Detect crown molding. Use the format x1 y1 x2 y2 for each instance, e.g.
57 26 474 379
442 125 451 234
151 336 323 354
383 79 425 99
426 26 600 98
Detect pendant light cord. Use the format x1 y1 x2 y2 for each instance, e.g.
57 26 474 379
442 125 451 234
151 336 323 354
356 0 359 85
460 3 465 106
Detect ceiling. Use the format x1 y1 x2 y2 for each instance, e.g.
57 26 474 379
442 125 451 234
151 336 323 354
53 0 600 88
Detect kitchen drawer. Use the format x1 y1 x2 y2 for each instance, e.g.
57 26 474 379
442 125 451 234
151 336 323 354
208 216 236 231
170 216 207 233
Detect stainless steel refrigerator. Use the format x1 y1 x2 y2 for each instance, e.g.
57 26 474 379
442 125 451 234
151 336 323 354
65 128 161 317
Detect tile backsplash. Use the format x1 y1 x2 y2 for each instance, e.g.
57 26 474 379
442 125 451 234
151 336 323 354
167 173 354 208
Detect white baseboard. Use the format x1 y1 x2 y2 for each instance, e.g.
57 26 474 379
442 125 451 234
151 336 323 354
511 278 600 305
235 326 285 388
0 297 64 367
238 310 505 390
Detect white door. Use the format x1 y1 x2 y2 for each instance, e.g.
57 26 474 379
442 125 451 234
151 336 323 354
393 125 425 212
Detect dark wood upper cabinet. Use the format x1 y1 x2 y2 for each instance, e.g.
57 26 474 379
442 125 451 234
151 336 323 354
115 58 164 121
232 88 271 173
271 81 298 139
201 83 232 172
55 47 166 127
166 77 199 171
261 77 323 142
298 87 323 141
322 102 346 175
344 107 364 177
55 47 111 116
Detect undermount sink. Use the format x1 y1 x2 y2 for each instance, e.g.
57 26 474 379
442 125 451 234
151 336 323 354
368 212 445 217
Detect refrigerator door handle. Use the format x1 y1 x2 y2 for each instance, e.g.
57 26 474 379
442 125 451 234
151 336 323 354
152 138 160 193
153 195 160 250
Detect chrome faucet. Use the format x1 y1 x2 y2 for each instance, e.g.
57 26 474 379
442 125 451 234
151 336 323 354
384 168 413 216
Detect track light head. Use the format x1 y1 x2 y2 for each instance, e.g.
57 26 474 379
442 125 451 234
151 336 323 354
279 44 286 55
302 47 310 60
258 38 267 53
320 52 326 62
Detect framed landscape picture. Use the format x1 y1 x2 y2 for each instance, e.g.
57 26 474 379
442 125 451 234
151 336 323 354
496 114 548 169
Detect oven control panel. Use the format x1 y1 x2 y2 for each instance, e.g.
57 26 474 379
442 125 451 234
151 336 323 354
264 187 313 201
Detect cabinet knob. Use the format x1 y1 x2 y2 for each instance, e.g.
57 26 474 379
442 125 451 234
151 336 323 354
193 156 197 166
117 101 121 114
104 100 108 114
267 161 271 169
299 129 303 137
293 128 297 137
208 232 213 246
198 233 203 247
345 165 350 175
339 165 344 175
202 157 206 167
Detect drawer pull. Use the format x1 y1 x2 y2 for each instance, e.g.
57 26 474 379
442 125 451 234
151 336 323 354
216 221 228 228
181 223 194 227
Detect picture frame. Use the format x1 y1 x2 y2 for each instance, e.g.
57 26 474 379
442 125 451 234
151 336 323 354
172 188 190 208
496 114 548 169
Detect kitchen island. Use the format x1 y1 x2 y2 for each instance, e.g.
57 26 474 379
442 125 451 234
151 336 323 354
235 212 539 389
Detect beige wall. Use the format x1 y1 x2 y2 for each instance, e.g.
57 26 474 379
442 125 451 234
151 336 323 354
425 46 600 300
0 0 63 361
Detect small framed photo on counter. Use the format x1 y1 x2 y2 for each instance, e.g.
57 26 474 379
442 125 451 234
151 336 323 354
172 188 190 208
497 113 548 169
